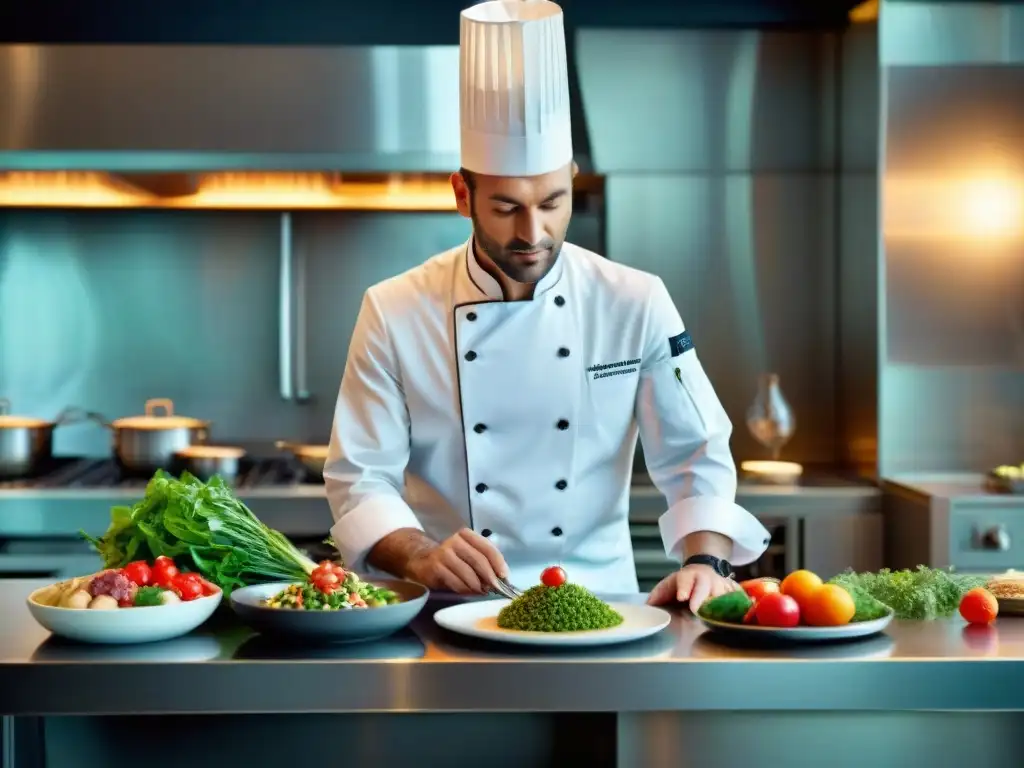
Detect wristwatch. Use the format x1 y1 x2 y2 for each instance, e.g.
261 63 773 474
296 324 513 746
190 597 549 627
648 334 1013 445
683 554 734 579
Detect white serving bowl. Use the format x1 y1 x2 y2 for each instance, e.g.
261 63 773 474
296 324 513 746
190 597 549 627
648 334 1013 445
27 586 223 645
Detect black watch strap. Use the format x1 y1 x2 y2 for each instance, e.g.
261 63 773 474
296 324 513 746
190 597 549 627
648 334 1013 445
683 554 734 579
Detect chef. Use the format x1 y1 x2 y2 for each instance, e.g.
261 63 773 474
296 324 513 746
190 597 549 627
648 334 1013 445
324 0 770 609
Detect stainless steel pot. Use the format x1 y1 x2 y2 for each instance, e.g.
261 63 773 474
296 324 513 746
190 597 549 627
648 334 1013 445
0 398 58 478
173 445 246 482
93 398 210 475
276 440 328 479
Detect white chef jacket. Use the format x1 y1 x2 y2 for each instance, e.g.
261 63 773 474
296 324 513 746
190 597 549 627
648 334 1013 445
325 239 770 593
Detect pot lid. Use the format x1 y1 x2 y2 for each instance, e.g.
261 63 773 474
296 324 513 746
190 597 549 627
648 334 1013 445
176 445 246 459
112 399 207 430
294 445 329 459
0 398 53 428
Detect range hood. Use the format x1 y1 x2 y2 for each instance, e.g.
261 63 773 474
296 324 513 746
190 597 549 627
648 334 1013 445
0 44 596 209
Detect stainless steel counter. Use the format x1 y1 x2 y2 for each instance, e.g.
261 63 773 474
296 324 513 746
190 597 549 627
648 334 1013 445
5 579 1024 768
1 579 1021 715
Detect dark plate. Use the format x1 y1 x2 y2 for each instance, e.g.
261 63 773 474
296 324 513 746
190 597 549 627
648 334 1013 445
229 578 429 644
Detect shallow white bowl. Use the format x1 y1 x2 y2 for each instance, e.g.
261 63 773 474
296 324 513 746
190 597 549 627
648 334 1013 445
27 585 223 645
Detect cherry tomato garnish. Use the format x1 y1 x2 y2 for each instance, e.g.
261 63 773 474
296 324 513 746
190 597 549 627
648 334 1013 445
540 566 567 588
151 556 179 587
171 572 203 601
121 561 152 587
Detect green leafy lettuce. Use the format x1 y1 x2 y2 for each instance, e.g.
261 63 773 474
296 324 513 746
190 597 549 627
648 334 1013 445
82 471 316 596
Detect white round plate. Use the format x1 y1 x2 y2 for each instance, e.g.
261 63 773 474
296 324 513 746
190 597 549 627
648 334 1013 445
698 610 894 642
27 585 222 645
433 599 671 647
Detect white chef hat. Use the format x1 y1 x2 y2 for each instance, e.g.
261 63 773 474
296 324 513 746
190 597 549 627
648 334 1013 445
459 0 573 177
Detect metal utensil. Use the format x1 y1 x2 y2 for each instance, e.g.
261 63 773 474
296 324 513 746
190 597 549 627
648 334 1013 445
276 440 328 479
82 398 210 475
492 577 523 600
173 445 247 482
0 399 86 478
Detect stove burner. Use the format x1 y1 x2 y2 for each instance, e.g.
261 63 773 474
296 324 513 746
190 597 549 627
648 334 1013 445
0 457 315 490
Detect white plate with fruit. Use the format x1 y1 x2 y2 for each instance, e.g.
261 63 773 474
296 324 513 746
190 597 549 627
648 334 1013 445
27 556 222 644
697 570 894 642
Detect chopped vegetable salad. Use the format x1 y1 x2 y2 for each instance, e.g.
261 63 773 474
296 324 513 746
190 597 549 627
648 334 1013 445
263 561 400 611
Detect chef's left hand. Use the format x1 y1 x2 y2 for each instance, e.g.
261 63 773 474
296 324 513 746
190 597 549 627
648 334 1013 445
646 564 741 611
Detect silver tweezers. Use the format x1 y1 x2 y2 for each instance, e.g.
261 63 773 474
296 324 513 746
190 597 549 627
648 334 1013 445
491 576 523 600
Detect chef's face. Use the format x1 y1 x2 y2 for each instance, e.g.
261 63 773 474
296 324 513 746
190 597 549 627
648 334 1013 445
452 163 575 285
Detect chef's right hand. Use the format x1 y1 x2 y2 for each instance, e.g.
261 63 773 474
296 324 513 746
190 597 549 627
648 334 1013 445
405 528 510 595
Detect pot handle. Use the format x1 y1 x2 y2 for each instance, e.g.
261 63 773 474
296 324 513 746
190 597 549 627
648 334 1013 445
0 397 9 416
52 407 112 429
145 398 175 417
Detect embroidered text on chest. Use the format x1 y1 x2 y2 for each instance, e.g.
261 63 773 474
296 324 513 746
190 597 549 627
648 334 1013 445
587 358 641 380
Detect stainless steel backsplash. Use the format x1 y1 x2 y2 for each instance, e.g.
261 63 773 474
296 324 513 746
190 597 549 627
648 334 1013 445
878 2 1024 474
0 27 882 468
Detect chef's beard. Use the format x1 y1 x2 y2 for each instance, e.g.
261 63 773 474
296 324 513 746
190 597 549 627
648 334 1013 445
471 212 563 286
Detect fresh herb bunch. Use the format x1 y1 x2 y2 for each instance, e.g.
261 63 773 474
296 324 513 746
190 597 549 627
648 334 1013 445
497 583 624 632
828 566 986 620
82 471 316 596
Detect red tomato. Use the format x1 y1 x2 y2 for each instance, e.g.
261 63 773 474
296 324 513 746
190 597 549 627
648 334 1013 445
959 587 998 625
740 578 780 601
541 566 567 588
151 557 179 587
121 561 153 587
196 577 220 596
171 573 203 601
753 592 801 628
742 603 759 624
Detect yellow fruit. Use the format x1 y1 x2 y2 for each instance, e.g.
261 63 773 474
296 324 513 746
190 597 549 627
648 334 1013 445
780 569 824 611
803 584 856 626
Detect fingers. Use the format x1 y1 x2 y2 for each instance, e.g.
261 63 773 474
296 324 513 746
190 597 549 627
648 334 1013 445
458 528 510 578
451 536 502 591
435 563 477 594
645 573 679 606
687 572 712 612
440 547 484 593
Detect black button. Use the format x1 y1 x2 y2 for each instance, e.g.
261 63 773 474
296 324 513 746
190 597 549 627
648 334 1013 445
555 479 568 490
475 483 488 493
763 537 771 545
467 312 477 321
481 528 493 538
465 351 477 361
551 526 563 537
557 419 570 431
558 347 570 358
554 295 565 307
473 423 487 434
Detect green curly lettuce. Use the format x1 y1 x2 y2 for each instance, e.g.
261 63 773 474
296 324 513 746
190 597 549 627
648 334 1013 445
497 583 624 632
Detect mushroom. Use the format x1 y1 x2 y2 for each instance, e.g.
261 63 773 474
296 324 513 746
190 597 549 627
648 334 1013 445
63 590 92 610
87 594 119 610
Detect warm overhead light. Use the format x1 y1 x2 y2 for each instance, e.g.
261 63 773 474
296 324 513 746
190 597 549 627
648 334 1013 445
849 0 878 23
886 173 1024 242
0 171 460 211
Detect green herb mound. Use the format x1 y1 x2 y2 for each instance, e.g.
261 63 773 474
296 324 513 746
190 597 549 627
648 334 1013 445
496 583 624 632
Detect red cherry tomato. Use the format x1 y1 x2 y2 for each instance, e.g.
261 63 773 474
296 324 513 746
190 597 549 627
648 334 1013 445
151 557 179 587
196 577 220 596
740 578 780 602
541 566 567 588
121 561 153 587
742 603 759 624
753 592 801 628
171 572 203 601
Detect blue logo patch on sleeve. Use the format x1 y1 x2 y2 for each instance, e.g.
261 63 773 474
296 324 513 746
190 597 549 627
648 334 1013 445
669 331 694 357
